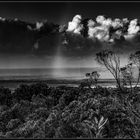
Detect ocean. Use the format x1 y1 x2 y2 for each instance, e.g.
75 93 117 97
0 67 107 80
0 67 115 89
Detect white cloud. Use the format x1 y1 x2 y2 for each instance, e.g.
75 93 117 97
67 15 83 34
124 19 140 40
66 14 140 43
96 15 106 25
36 22 44 30
128 19 140 35
112 18 123 29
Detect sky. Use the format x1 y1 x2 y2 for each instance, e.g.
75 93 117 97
0 1 139 70
0 2 140 24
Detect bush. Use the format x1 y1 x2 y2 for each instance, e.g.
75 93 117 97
0 87 12 106
6 119 21 131
29 82 49 97
26 107 49 121
12 82 49 102
12 84 31 101
1 81 140 138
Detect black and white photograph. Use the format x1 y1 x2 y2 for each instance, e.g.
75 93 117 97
0 0 140 139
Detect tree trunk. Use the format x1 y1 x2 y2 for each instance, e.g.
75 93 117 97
135 68 140 88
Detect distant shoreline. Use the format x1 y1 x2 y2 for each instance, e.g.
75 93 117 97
0 78 116 84
0 78 139 91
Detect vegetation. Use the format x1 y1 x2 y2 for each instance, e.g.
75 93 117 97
1 50 140 138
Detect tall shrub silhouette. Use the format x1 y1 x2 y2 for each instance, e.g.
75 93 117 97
129 51 140 88
96 50 122 91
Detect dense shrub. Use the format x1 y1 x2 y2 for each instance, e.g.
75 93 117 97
9 119 43 138
12 84 31 101
6 119 21 131
58 90 79 109
31 94 48 107
26 107 49 121
29 82 49 97
0 82 140 138
12 82 49 102
49 87 66 106
0 87 12 106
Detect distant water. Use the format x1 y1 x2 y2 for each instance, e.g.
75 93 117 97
0 68 138 90
0 67 115 90
0 67 105 80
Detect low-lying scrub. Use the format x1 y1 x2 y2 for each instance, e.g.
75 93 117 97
0 82 139 138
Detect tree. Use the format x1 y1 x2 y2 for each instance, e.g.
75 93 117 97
120 63 133 93
0 87 12 106
91 71 100 86
85 71 100 90
96 50 122 91
120 56 140 126
129 51 140 88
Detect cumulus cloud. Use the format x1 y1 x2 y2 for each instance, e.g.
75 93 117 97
66 14 140 44
59 14 140 56
36 22 44 30
88 15 111 41
88 19 95 27
27 25 32 30
96 15 112 27
122 18 129 24
0 17 6 22
128 19 140 34
67 14 83 34
88 26 110 41
124 19 140 40
1 15 140 56
96 15 106 24
112 18 123 29
88 19 96 38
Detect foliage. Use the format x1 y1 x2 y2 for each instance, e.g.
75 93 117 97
129 51 140 88
0 82 139 138
12 82 49 102
96 50 122 91
81 71 100 91
0 87 12 106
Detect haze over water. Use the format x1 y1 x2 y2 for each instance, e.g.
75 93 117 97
0 67 110 80
0 67 117 90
